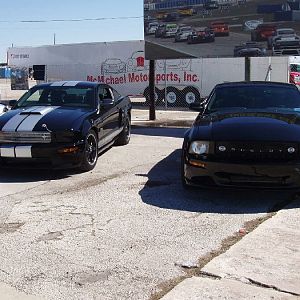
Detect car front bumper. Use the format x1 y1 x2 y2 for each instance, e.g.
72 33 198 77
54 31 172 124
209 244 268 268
183 159 300 189
0 142 85 169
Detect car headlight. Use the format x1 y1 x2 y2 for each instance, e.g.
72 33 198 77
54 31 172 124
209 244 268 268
189 141 210 155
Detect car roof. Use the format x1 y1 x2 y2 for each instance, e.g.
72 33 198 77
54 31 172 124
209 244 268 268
194 27 208 31
277 28 294 32
215 81 297 89
34 81 100 89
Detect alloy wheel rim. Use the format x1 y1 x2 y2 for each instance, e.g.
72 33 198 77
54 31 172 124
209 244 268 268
86 134 97 165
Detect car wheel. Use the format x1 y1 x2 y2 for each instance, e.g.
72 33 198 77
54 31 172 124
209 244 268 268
143 86 161 105
165 87 180 107
115 116 131 146
183 86 201 105
80 130 98 172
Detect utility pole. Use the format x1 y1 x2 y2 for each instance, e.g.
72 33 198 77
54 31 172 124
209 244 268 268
245 56 251 81
149 59 156 120
53 33 56 45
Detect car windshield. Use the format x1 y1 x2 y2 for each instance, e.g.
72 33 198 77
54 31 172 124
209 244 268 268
16 86 95 108
206 85 300 112
181 27 191 31
278 29 294 35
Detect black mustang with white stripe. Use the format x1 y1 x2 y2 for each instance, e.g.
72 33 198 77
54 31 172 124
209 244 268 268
0 81 132 171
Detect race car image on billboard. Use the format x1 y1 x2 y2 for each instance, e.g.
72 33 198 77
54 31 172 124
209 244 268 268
144 0 300 59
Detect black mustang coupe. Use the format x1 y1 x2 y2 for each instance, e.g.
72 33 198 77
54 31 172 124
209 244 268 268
0 81 131 171
182 81 300 189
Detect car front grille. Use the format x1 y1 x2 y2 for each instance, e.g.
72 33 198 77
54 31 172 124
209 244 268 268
0 131 52 143
215 141 298 162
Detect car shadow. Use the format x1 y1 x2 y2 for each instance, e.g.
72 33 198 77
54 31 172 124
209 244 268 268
138 149 298 214
0 168 76 183
132 126 187 139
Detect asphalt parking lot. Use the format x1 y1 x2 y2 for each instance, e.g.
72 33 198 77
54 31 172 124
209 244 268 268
0 126 296 300
146 31 251 58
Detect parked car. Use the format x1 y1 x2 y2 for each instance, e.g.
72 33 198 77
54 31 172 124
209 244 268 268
155 24 166 38
101 58 126 74
270 28 300 55
234 41 266 57
0 103 8 114
162 24 178 38
145 22 159 35
210 21 229 36
0 81 131 171
268 28 300 49
182 81 300 189
251 23 277 41
187 27 215 44
174 26 193 42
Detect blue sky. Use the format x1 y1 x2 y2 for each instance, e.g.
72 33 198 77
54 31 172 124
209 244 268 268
0 0 144 62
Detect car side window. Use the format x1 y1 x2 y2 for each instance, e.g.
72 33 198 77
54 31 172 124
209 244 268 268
98 87 104 103
103 87 114 100
112 89 121 103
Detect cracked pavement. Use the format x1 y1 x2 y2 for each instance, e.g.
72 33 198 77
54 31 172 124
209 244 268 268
0 127 298 300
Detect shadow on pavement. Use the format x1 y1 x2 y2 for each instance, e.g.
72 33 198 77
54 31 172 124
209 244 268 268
0 168 76 183
132 126 187 139
138 149 297 214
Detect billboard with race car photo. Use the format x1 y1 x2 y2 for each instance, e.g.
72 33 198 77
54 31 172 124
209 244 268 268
144 0 300 59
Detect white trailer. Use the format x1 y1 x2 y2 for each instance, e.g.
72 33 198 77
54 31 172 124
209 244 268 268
7 40 290 106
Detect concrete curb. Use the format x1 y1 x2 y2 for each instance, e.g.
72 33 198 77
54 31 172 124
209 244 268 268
161 199 300 299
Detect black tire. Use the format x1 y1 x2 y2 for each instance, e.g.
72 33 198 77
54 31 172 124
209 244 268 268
182 86 201 106
143 86 163 105
165 87 180 107
115 116 131 146
80 130 98 172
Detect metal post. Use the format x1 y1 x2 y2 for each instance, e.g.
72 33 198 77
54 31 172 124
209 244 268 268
164 60 167 110
149 59 156 120
245 56 251 81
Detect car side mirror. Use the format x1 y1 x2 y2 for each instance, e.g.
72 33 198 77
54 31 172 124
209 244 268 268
189 103 205 112
9 100 17 107
101 98 114 108
0 103 9 113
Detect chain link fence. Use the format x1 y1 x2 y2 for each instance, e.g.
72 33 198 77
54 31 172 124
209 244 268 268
10 56 289 110
144 57 245 109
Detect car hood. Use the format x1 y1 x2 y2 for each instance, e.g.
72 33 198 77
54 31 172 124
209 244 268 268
0 106 93 132
190 110 300 142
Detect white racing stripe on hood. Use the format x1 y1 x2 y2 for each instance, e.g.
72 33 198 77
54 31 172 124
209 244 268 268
2 107 37 132
1 106 59 132
17 106 59 131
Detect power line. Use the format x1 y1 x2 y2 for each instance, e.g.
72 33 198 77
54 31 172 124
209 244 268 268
0 16 143 23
